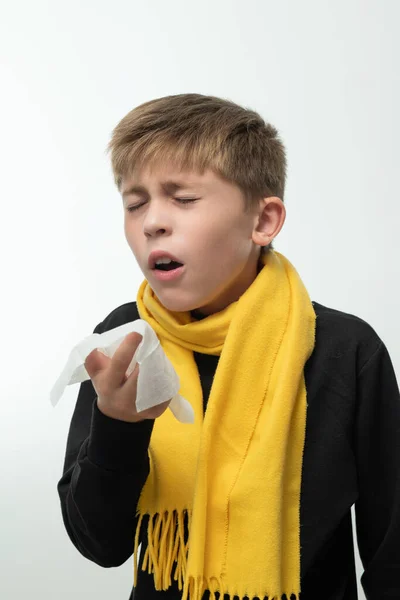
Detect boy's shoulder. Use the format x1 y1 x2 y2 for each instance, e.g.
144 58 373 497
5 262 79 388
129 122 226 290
96 301 140 332
312 300 382 340
96 299 384 368
311 300 384 373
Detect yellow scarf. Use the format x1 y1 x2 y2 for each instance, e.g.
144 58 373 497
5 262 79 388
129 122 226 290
134 250 316 600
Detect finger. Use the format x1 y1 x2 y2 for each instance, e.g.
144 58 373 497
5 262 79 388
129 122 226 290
107 332 143 389
85 348 109 380
122 360 139 384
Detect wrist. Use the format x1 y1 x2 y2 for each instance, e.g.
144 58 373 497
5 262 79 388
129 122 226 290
87 400 155 472
96 398 147 423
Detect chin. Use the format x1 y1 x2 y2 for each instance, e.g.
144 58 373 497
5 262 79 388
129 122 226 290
153 292 197 313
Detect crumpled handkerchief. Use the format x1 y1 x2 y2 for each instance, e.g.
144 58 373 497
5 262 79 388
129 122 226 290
50 319 194 424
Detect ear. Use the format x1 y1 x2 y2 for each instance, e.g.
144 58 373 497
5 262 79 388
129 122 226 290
252 197 286 247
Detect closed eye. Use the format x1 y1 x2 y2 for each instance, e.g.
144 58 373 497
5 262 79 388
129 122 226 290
126 198 199 213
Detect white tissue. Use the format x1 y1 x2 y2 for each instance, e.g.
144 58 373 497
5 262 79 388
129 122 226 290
50 319 194 424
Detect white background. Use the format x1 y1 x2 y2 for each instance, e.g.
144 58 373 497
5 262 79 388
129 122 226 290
1 1 399 599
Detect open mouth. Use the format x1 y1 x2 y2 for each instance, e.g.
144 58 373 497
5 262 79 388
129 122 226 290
153 261 184 271
151 261 185 281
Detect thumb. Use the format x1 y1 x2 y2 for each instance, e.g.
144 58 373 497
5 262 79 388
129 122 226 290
85 348 109 379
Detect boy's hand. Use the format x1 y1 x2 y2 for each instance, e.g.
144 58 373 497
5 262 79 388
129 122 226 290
84 332 171 423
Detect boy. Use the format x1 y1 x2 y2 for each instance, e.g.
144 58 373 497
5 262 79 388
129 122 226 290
57 93 400 600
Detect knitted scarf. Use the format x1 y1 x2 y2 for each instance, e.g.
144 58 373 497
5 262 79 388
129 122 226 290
134 250 316 600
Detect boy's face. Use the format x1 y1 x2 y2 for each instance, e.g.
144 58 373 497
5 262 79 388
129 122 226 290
121 161 285 316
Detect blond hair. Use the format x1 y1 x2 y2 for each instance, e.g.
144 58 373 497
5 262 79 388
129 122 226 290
107 93 287 255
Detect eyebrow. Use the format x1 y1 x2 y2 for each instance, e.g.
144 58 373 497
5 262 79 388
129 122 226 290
121 179 200 199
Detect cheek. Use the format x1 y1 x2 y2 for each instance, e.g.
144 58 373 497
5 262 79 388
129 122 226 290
195 214 233 245
204 222 245 255
124 223 141 255
124 225 132 246
124 219 137 239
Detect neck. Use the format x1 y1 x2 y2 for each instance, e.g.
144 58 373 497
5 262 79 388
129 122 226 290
190 256 265 321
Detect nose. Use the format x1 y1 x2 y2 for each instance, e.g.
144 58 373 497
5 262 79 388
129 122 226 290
143 201 171 238
144 225 167 238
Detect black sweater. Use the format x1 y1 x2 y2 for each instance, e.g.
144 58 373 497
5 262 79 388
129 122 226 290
57 300 400 600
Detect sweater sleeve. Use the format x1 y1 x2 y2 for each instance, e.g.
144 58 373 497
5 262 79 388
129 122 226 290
354 339 400 599
57 321 155 568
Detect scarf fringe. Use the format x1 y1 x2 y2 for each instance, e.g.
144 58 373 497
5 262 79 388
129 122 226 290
134 509 191 592
134 510 299 600
182 576 300 600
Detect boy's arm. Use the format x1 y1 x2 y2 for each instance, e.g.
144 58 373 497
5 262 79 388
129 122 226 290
354 338 400 599
57 322 154 567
